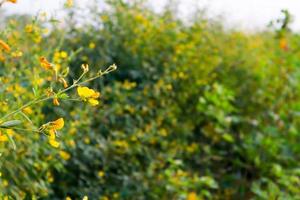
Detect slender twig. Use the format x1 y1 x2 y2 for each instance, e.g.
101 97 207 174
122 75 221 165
0 64 117 122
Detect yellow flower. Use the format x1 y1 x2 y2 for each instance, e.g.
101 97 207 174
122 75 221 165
0 132 8 142
279 38 288 51
2 180 8 187
11 50 23 58
77 86 100 106
53 98 60 106
77 86 99 98
49 139 60 148
50 118 64 130
66 197 72 200
98 170 105 177
88 99 99 106
65 0 73 7
46 118 64 148
25 24 33 33
40 57 52 70
187 192 197 200
60 51 68 58
47 171 54 183
82 196 88 200
59 150 71 160
89 42 96 49
59 78 68 88
22 107 33 115
81 64 89 72
0 40 10 52
7 0 17 3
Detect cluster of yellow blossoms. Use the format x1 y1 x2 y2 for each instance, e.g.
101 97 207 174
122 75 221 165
37 55 103 148
77 86 100 106
0 40 10 52
39 118 64 148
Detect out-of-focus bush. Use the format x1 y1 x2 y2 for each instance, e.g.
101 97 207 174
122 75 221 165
1 0 300 199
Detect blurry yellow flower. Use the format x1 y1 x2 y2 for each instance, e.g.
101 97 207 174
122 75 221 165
84 137 90 144
66 0 73 7
55 64 62 71
54 51 61 62
0 40 10 52
34 35 42 43
67 139 76 148
81 64 89 72
47 171 54 183
77 86 100 106
187 192 197 200
7 0 17 3
59 77 68 88
82 196 88 200
123 80 137 90
50 118 64 130
40 57 52 70
88 99 99 106
22 107 33 115
60 51 68 58
66 197 72 200
25 24 33 33
59 150 71 160
77 86 100 98
53 98 60 106
6 129 14 136
89 42 96 49
2 179 8 187
11 50 23 58
158 128 168 137
0 132 8 142
113 193 119 198
279 38 288 51
98 170 105 177
46 118 64 148
49 139 60 148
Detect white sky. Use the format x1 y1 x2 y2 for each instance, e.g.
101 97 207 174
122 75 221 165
2 0 300 31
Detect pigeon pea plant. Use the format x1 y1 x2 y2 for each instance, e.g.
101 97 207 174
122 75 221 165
0 0 116 150
0 60 116 149
0 0 117 197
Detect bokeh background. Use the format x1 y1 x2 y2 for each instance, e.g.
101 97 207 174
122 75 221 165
1 0 300 199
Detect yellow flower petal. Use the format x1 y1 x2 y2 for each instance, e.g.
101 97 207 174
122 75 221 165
7 0 17 3
0 40 10 52
53 98 60 106
91 92 100 98
187 192 197 200
0 134 8 142
59 150 71 160
49 139 60 148
77 86 99 99
49 129 56 140
88 99 99 106
39 57 52 70
50 118 64 130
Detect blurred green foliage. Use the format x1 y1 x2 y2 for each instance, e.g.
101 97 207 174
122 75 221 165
1 0 300 199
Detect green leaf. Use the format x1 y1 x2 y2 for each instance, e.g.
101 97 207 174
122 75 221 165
4 132 16 150
222 133 234 143
0 120 22 128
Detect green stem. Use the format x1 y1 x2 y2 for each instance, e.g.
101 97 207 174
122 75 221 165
0 64 116 122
